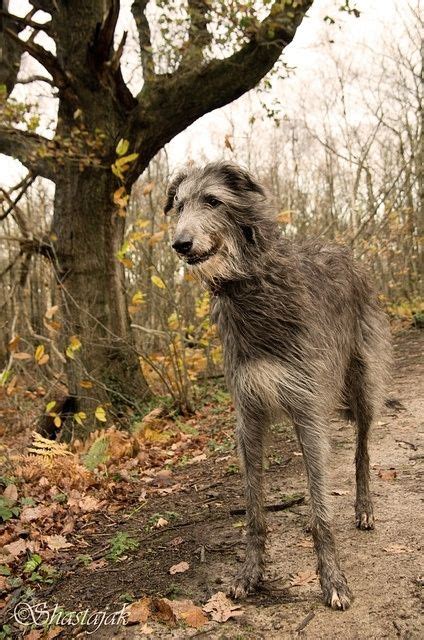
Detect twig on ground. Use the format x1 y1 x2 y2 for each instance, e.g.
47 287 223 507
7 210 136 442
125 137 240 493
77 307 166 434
230 495 305 516
295 610 315 632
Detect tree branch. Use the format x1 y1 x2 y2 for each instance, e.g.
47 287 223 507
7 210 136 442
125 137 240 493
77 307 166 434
131 0 154 82
5 27 66 88
129 0 313 177
0 127 55 180
180 0 213 67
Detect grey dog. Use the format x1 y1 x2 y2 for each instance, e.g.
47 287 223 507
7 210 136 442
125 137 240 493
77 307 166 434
165 161 391 610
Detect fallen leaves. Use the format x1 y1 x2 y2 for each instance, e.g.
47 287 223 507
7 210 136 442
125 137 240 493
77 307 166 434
169 561 189 574
127 596 207 629
44 534 73 551
202 591 243 623
378 469 397 481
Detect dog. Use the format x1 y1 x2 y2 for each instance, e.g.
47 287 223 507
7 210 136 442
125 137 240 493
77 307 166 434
165 161 391 609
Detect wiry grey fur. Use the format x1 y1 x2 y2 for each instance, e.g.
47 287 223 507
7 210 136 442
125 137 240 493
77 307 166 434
166 161 391 610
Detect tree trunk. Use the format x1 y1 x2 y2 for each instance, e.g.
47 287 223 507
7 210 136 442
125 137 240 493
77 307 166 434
52 162 151 438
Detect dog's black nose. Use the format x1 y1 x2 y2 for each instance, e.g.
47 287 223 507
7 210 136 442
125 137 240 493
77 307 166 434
172 237 193 255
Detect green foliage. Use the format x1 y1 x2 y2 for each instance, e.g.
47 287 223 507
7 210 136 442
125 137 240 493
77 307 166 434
23 554 43 574
0 496 20 522
82 436 110 470
107 532 140 561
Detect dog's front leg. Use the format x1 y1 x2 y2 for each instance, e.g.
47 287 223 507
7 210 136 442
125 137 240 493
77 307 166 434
229 410 266 598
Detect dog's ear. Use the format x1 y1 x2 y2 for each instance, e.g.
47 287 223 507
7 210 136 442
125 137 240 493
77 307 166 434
217 163 265 197
164 171 188 213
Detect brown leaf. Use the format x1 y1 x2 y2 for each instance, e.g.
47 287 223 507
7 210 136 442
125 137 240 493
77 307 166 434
154 517 168 528
127 597 151 624
78 495 101 512
164 598 207 628
44 534 73 551
20 505 52 523
289 570 318 587
378 469 397 481
4 538 28 559
202 591 243 623
169 561 189 575
168 536 184 547
3 484 18 505
150 597 177 626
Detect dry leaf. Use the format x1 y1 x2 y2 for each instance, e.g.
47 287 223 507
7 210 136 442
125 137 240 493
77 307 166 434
168 536 184 547
378 469 397 481
3 538 28 559
164 598 207 628
155 517 168 528
289 570 318 587
202 591 243 623
169 561 189 575
3 484 18 504
331 489 348 496
78 495 101 512
45 534 73 551
383 544 412 554
20 505 51 523
150 597 176 626
127 597 151 624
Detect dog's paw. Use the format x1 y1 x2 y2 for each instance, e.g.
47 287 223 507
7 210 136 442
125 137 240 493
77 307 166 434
228 565 262 599
321 571 352 611
355 502 374 530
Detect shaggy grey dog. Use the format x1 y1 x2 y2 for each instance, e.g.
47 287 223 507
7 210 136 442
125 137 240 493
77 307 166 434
165 161 391 610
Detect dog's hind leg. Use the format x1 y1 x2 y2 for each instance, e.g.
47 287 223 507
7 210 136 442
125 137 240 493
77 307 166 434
229 409 267 598
294 413 352 610
347 355 376 530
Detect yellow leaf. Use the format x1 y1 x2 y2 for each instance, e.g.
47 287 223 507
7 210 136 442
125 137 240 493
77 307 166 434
66 346 75 359
116 138 129 156
69 336 82 351
45 401 56 413
113 186 129 208
95 406 107 422
151 275 165 289
115 153 139 168
111 163 124 181
79 380 93 389
54 416 62 428
132 291 145 306
135 219 150 228
34 345 45 363
119 257 134 269
8 335 21 352
74 411 87 426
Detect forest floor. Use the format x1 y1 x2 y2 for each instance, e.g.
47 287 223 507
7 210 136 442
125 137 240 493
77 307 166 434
1 327 423 639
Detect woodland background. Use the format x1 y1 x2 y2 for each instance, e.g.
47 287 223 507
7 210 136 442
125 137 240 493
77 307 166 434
0 1 422 637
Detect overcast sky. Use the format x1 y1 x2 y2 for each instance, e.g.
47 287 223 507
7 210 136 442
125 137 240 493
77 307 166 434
1 0 415 187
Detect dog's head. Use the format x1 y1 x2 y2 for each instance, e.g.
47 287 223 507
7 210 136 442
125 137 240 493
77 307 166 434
165 162 277 282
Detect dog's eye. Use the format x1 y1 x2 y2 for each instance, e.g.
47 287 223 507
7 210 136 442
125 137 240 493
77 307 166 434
204 195 221 208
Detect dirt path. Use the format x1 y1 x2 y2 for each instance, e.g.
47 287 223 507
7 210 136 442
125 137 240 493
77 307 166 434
35 329 424 639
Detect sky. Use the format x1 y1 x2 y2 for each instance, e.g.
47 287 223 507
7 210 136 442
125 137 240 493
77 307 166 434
1 0 415 187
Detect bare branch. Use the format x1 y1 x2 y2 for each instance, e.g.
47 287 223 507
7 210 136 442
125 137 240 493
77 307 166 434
131 0 154 82
0 127 55 180
0 10 52 34
4 27 76 102
16 74 55 87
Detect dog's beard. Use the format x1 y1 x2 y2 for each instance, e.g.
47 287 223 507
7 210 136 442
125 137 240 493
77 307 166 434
191 241 246 283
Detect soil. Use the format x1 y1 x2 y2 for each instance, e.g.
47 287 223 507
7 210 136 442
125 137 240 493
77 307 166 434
10 329 424 638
